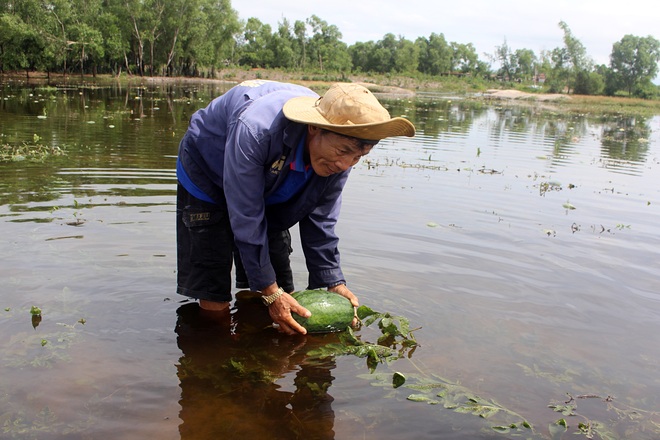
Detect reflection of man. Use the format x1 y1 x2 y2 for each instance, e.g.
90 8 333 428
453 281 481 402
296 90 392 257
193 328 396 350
175 295 336 439
176 80 415 334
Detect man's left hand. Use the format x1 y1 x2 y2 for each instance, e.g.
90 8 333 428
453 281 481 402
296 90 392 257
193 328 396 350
328 284 360 327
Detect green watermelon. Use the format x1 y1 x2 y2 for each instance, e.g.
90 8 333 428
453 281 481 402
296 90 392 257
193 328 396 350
291 289 355 333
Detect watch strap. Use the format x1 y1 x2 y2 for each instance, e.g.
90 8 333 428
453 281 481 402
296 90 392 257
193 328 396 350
262 287 285 306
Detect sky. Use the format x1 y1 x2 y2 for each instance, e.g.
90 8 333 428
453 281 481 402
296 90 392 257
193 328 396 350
231 0 659 68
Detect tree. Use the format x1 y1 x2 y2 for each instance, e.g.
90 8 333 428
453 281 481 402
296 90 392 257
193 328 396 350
491 39 514 80
201 0 240 73
573 70 604 95
305 15 349 72
141 0 166 76
557 21 592 93
293 20 307 69
170 0 237 76
0 12 50 76
69 22 104 77
609 34 660 97
545 46 570 92
0 14 31 72
372 33 397 73
119 0 148 75
269 18 295 69
96 11 128 75
393 37 419 74
513 48 536 80
348 41 373 72
149 0 187 75
415 33 451 76
239 17 274 68
450 42 479 74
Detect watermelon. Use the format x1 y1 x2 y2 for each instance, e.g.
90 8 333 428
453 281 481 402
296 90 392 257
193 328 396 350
291 289 355 333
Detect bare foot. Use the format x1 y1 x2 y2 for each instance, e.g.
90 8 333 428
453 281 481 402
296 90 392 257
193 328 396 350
199 299 230 311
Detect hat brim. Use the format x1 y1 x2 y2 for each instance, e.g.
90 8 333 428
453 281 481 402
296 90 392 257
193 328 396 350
283 96 415 141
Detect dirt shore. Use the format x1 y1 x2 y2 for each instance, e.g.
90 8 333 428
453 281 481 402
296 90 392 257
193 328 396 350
484 89 570 101
0 70 570 102
1 70 418 98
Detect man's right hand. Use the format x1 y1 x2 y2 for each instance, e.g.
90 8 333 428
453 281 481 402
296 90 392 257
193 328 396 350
262 284 311 335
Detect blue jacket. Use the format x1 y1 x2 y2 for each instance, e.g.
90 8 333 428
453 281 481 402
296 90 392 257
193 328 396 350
177 80 350 291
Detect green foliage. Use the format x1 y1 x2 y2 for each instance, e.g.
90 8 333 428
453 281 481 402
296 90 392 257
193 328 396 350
415 33 452 76
1 4 658 99
633 80 659 99
546 394 651 439
395 373 535 435
574 70 604 95
305 304 418 372
610 35 660 97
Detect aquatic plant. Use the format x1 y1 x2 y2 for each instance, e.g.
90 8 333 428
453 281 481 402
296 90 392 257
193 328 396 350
0 142 66 162
30 306 42 329
305 305 419 372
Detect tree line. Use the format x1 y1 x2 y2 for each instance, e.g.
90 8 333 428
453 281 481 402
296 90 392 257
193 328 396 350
1 0 659 98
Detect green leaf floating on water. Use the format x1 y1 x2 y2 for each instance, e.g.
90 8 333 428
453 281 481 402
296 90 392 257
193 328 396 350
306 305 419 372
30 306 43 329
307 305 538 434
399 374 535 435
407 394 439 404
549 418 569 438
392 372 406 388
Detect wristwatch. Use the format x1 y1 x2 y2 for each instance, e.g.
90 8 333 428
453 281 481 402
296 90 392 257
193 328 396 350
262 287 285 306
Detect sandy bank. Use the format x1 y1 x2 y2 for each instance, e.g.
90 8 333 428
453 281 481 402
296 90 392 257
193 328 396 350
484 89 569 101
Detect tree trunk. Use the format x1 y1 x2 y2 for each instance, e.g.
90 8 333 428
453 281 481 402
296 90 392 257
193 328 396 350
165 27 179 77
80 44 85 78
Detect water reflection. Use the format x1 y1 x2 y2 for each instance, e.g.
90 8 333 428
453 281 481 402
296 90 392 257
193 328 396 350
384 96 654 175
387 98 489 139
175 292 337 439
601 116 651 165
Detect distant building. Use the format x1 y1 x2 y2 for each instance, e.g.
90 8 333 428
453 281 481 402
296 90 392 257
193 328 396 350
533 73 546 85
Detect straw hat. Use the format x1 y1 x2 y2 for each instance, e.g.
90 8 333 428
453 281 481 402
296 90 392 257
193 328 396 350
283 83 415 141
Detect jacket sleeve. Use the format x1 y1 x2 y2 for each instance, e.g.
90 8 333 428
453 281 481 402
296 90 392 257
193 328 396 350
299 170 350 289
222 120 277 291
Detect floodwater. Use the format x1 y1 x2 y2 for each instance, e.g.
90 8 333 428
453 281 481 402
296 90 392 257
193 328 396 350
1 78 659 440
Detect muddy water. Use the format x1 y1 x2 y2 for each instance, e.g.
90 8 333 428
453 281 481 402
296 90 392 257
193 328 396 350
1 79 659 439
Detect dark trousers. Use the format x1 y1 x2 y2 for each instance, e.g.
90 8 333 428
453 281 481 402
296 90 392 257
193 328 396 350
176 184 294 302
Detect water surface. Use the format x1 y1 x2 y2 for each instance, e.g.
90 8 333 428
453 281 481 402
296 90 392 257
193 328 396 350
1 78 659 439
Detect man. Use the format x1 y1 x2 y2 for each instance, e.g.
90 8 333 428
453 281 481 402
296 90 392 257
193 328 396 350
176 80 415 335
